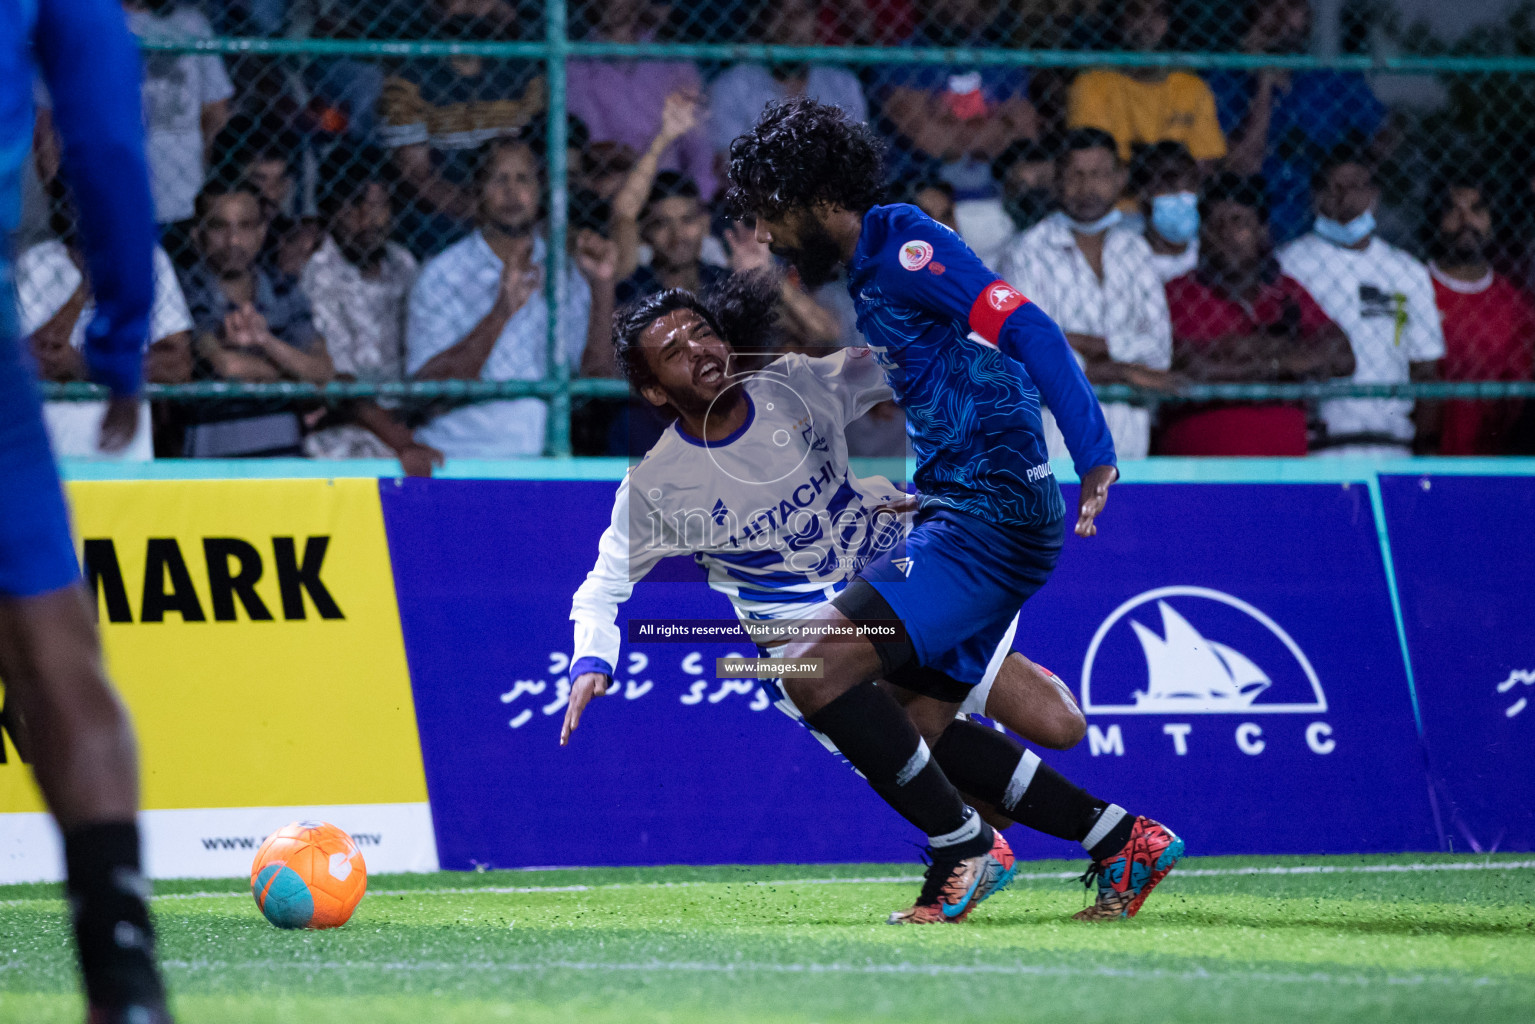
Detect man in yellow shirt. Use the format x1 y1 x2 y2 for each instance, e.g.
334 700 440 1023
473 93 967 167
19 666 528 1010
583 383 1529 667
1067 0 1226 169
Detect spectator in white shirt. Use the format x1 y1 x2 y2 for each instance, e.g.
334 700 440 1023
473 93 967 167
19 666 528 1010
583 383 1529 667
122 1 233 226
1279 148 1445 456
1130 141 1201 283
407 136 613 457
999 127 1176 460
302 144 442 475
15 216 192 460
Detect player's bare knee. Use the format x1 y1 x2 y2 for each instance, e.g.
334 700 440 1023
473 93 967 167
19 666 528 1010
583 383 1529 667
1046 704 1088 750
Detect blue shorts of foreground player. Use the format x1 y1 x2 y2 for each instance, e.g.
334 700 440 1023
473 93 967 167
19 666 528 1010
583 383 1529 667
857 507 1064 693
0 319 81 599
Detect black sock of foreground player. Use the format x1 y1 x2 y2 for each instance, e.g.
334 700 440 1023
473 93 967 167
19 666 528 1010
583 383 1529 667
933 719 1135 860
64 822 165 1009
806 683 992 858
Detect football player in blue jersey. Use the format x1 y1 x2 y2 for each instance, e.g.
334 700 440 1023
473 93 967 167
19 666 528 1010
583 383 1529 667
725 98 1182 924
564 276 1180 924
1 0 170 1019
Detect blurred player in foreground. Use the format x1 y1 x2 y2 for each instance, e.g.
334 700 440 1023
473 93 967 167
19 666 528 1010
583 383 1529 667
726 98 1183 923
1 1 170 1020
563 276 1162 923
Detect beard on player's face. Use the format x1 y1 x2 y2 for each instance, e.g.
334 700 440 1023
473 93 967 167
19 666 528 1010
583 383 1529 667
768 212 845 288
640 310 739 420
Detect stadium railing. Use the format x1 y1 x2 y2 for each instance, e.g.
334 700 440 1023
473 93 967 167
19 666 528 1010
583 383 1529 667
29 0 1535 456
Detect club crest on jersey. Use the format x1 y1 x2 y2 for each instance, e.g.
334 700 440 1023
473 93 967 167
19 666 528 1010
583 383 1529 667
898 240 934 271
985 281 1024 312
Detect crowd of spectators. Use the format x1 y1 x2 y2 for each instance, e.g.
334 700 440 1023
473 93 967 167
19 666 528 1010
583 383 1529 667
13 0 1535 469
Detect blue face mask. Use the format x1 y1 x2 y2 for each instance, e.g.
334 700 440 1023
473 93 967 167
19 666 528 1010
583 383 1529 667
1150 191 1199 246
1064 208 1123 235
1313 209 1376 247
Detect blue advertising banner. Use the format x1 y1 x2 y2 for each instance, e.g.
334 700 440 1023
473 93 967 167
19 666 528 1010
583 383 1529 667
382 478 1440 869
378 478 920 870
1380 474 1535 852
999 482 1438 858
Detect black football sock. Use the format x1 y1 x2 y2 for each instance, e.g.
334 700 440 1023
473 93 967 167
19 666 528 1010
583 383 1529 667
933 719 1135 857
806 683 991 857
64 821 165 1009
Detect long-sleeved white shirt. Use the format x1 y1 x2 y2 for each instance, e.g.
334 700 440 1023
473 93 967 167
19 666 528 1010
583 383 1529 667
570 348 902 677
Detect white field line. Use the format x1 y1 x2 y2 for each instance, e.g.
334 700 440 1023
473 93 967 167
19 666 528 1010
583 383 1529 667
0 859 1530 908
141 957 1501 989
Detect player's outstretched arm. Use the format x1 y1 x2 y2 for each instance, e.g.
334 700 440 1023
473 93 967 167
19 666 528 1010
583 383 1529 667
33 0 155 422
565 475 668 745
561 672 613 746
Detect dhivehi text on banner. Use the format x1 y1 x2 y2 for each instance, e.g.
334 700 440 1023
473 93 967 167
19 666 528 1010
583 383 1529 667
384 478 1439 869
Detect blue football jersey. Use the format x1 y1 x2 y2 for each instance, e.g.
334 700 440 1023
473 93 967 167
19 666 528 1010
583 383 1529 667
846 203 1117 527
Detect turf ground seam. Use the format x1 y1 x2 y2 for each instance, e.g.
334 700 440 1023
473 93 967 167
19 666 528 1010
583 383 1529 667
131 958 1502 988
0 857 1530 908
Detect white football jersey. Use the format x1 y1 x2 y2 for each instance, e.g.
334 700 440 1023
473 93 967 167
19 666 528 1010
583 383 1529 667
570 348 905 673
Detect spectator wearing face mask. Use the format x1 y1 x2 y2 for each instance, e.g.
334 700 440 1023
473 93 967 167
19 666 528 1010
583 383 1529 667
1278 148 1444 456
1130 141 1200 283
999 128 1176 460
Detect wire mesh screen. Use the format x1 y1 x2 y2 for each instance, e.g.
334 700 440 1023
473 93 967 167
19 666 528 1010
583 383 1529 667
16 0 1535 461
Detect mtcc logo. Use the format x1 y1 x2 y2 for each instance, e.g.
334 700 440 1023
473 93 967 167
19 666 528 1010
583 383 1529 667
1079 587 1333 758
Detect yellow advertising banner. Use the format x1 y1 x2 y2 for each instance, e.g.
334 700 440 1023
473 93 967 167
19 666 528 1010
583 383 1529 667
1 478 429 818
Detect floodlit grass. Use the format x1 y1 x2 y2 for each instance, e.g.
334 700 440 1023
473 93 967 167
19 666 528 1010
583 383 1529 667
3 854 1532 1023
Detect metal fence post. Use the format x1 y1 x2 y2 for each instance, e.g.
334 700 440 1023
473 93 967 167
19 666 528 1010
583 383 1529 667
544 0 572 457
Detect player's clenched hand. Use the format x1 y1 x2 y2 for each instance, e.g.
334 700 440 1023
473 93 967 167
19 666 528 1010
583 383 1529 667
1075 464 1118 538
561 671 612 746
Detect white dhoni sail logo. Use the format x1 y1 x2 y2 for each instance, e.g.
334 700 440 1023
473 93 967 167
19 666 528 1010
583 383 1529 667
1129 602 1270 710
1080 586 1327 715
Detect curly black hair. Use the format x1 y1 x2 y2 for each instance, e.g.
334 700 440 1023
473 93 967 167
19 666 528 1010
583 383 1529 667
725 97 885 221
612 271 781 393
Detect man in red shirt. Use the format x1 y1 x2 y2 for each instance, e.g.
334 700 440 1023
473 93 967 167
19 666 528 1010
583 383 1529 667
1426 177 1535 454
1159 173 1354 455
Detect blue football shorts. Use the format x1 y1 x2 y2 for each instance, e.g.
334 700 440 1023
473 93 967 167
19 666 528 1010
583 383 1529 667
853 506 1064 693
0 289 81 599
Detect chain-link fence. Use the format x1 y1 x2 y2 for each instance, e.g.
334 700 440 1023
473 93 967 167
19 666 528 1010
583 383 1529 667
19 0 1535 463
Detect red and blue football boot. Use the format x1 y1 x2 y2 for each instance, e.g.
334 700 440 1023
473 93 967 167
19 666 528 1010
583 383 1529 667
1073 817 1184 921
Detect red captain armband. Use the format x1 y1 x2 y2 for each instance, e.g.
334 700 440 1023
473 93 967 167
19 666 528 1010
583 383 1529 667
968 280 1029 344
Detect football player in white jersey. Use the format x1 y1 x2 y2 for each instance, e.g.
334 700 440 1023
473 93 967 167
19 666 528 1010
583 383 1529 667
563 279 1151 906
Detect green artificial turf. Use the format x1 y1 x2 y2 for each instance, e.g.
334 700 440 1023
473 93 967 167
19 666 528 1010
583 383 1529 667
2 853 1532 1023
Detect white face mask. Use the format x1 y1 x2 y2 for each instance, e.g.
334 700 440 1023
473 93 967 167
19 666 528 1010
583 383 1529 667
1063 208 1123 235
1313 209 1376 247
1150 191 1200 245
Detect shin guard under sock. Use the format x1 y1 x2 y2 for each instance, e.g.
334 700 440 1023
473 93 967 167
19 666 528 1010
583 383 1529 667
806 684 989 855
64 821 164 1009
933 719 1135 855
